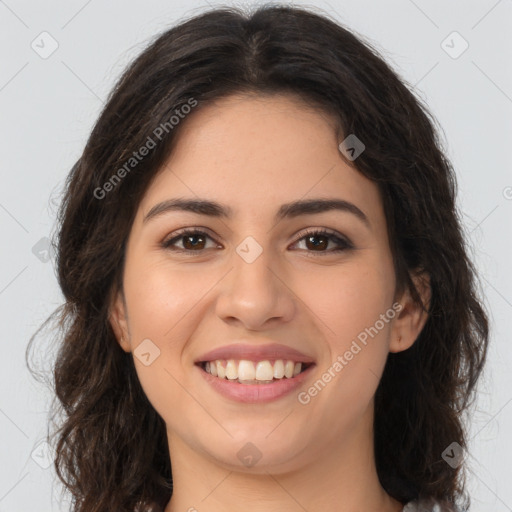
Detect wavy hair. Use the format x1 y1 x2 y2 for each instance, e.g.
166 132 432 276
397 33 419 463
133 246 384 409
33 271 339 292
27 4 489 512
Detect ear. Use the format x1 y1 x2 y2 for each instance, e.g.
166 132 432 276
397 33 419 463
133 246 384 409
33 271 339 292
389 271 431 353
109 288 131 353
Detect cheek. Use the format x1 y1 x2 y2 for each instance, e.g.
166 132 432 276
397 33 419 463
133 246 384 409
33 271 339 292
124 258 206 340
305 261 395 345
302 259 395 400
122 260 209 423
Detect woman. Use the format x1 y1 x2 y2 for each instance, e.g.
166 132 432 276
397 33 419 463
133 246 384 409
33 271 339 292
27 4 489 512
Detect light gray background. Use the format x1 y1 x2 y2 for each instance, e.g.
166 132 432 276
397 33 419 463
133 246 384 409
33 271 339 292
1 0 511 510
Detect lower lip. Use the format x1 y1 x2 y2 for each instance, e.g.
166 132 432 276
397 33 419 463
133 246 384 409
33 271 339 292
196 363 316 403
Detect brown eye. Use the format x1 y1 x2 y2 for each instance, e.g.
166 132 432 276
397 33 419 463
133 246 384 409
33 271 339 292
181 233 206 250
162 229 217 252
292 229 353 254
304 233 329 251
161 227 353 255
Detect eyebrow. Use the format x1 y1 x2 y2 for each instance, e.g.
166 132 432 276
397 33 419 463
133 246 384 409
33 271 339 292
143 197 370 228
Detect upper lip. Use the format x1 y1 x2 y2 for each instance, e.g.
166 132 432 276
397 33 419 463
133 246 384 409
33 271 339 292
195 342 316 364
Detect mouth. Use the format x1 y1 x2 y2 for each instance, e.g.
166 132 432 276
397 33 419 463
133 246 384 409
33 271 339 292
196 359 316 385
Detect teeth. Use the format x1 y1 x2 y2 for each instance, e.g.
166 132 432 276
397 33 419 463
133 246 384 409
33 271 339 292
273 359 285 378
225 360 238 380
203 359 306 383
284 360 294 378
255 361 274 381
238 360 256 380
216 360 226 379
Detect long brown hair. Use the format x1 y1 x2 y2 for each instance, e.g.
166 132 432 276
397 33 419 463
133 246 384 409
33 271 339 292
27 4 489 512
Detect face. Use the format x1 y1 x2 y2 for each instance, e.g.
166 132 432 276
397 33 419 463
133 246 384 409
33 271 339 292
110 93 427 474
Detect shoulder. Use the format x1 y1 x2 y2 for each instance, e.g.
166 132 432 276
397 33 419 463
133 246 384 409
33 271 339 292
403 498 464 512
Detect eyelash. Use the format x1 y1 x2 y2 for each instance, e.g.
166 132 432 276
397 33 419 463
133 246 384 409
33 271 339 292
161 227 354 256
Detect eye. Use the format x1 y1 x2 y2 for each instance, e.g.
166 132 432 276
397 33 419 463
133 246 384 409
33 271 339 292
161 227 353 255
161 228 219 252
291 228 354 254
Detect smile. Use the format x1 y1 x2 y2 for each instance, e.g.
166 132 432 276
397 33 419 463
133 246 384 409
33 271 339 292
196 359 316 403
200 359 313 383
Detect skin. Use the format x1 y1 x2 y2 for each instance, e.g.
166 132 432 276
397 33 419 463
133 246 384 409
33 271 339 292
110 93 430 512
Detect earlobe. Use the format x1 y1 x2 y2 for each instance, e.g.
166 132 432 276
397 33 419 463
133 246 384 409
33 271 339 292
389 271 431 353
109 290 131 353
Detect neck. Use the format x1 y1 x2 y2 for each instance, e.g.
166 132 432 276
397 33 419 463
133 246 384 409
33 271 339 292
164 403 403 512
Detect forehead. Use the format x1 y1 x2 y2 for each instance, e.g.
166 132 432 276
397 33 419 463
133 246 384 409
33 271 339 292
137 93 384 229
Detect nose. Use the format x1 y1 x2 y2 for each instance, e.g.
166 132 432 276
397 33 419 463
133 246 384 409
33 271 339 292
214 240 296 330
